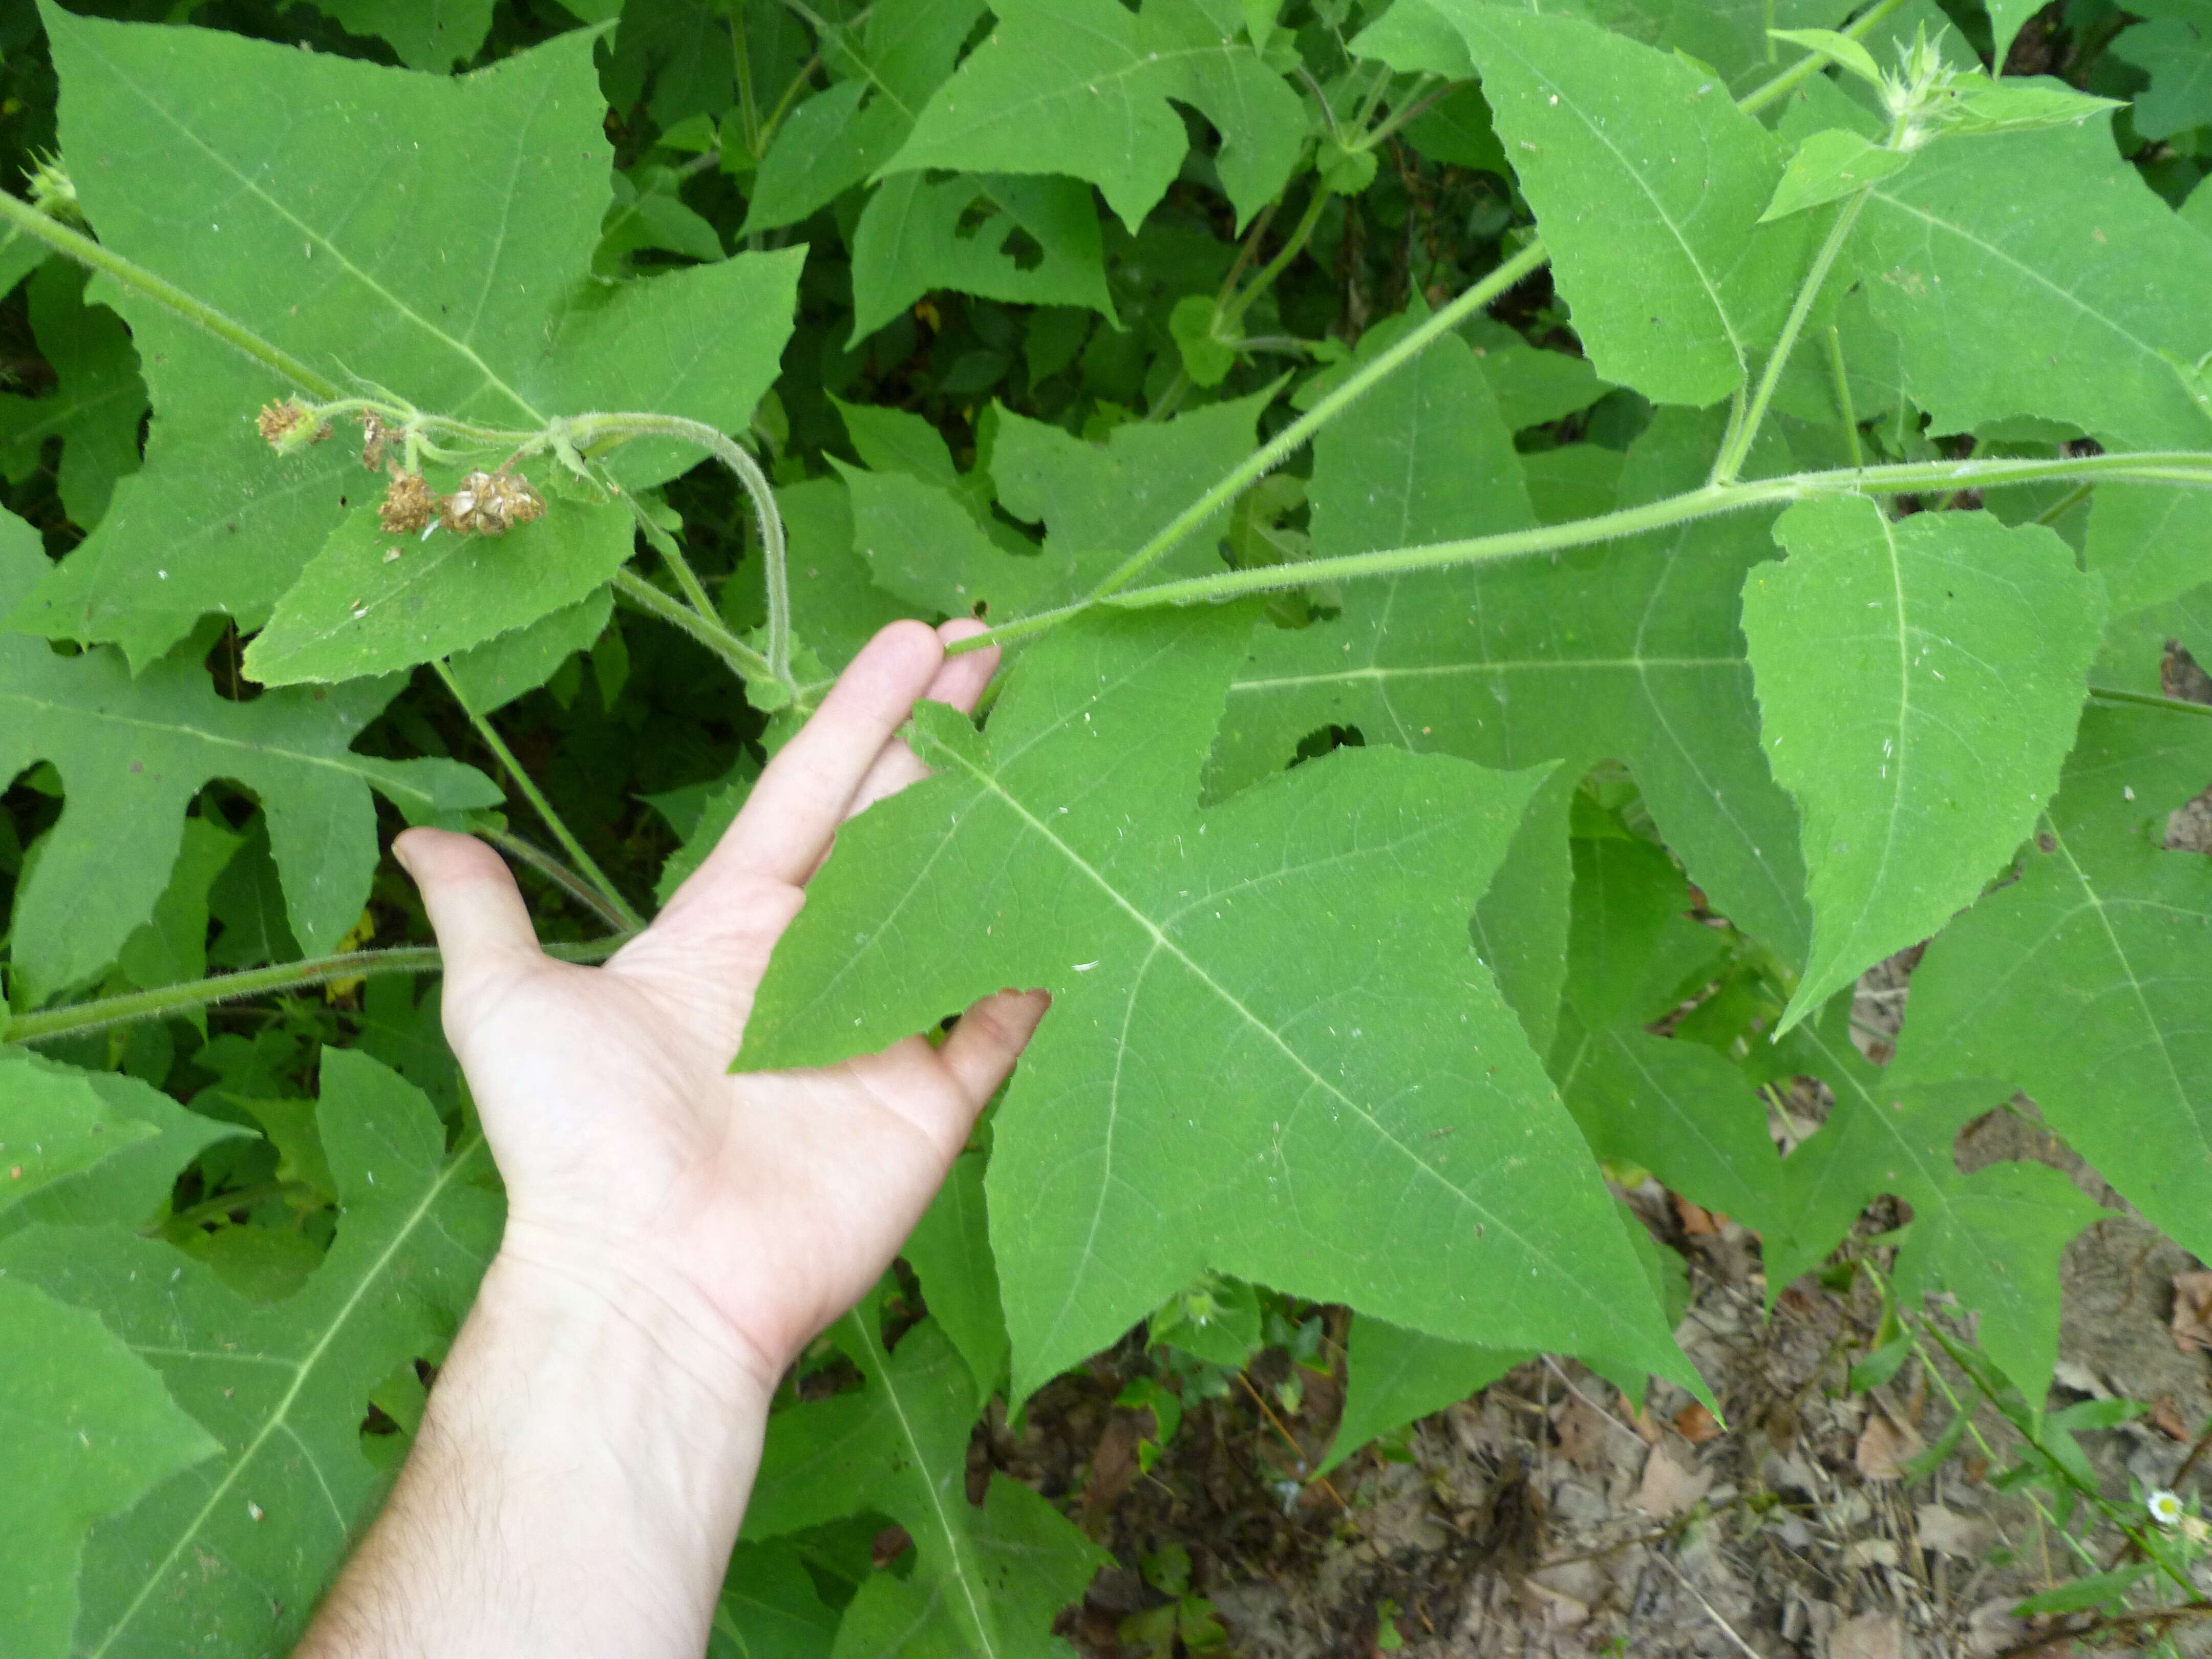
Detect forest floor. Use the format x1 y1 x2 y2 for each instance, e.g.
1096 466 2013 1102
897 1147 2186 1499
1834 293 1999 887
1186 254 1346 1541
986 907 2212 1657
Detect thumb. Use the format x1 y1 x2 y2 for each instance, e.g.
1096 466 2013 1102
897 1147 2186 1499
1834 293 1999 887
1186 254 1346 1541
393 829 543 986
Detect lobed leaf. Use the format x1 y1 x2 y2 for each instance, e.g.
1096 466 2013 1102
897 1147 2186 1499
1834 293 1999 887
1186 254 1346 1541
0 1276 218 1658
0 508 499 997
0 1051 500 1656
743 606 1696 1398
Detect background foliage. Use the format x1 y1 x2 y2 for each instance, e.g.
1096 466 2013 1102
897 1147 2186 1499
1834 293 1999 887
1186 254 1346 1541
1 0 2209 1650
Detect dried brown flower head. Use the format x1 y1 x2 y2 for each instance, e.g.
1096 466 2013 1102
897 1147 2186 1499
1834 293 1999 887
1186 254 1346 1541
379 471 438 533
257 398 330 453
438 469 545 536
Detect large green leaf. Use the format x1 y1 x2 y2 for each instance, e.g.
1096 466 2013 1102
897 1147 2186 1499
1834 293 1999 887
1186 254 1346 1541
1 1277 218 1659
885 0 1306 231
1363 1 1799 406
0 625 498 998
1745 497 2104 1028
744 1310 1108 1656
11 10 802 668
0 1050 500 1656
990 388 1272 587
1216 406 1813 969
742 606 1696 1398
1890 704 2212 1285
1851 119 2212 451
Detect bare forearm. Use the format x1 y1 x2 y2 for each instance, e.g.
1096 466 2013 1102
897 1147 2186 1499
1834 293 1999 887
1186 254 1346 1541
297 1248 774 1659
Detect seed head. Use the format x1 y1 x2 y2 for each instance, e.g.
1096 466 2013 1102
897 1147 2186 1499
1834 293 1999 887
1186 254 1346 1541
379 471 438 533
438 469 545 537
257 398 331 454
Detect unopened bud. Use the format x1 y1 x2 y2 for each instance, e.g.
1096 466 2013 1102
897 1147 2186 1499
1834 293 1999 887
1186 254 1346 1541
438 469 545 537
27 155 84 227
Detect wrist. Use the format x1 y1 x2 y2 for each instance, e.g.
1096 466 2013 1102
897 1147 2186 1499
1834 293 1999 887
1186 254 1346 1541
432 1234 776 1607
486 1216 785 1415
304 1228 779 1659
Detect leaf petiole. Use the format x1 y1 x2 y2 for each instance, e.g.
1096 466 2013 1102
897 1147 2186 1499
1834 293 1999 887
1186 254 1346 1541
1003 450 2212 620
432 662 646 933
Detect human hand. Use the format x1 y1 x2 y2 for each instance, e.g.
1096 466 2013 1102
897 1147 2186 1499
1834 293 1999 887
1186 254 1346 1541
393 619 1048 1408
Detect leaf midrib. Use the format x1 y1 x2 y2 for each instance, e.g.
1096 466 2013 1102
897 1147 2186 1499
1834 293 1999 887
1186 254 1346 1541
921 727 1610 1329
0 681 451 811
90 1135 489 1657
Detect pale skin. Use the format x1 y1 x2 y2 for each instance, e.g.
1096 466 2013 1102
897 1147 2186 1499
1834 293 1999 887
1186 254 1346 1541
294 619 1048 1659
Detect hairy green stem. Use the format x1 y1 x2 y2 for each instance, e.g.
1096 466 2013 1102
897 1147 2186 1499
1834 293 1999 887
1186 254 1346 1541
1074 450 2212 614
478 826 641 932
1713 185 1875 484
612 567 775 683
1064 238 1552 613
2 938 627 1045
570 411 792 688
1360 75 1449 151
1220 182 1335 333
434 662 646 932
1825 322 1864 469
0 192 341 398
1737 0 1910 115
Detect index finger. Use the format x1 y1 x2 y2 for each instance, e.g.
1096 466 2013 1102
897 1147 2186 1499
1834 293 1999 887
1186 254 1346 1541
706 620 946 887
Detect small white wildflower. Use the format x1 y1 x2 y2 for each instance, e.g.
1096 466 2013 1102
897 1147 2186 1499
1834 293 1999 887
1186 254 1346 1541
2149 1488 2184 1527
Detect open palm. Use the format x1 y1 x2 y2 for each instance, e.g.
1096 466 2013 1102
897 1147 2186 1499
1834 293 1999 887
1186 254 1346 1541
394 620 1046 1397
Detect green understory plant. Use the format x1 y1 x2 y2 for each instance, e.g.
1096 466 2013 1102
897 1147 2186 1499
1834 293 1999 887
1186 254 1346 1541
3 0 2212 1651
